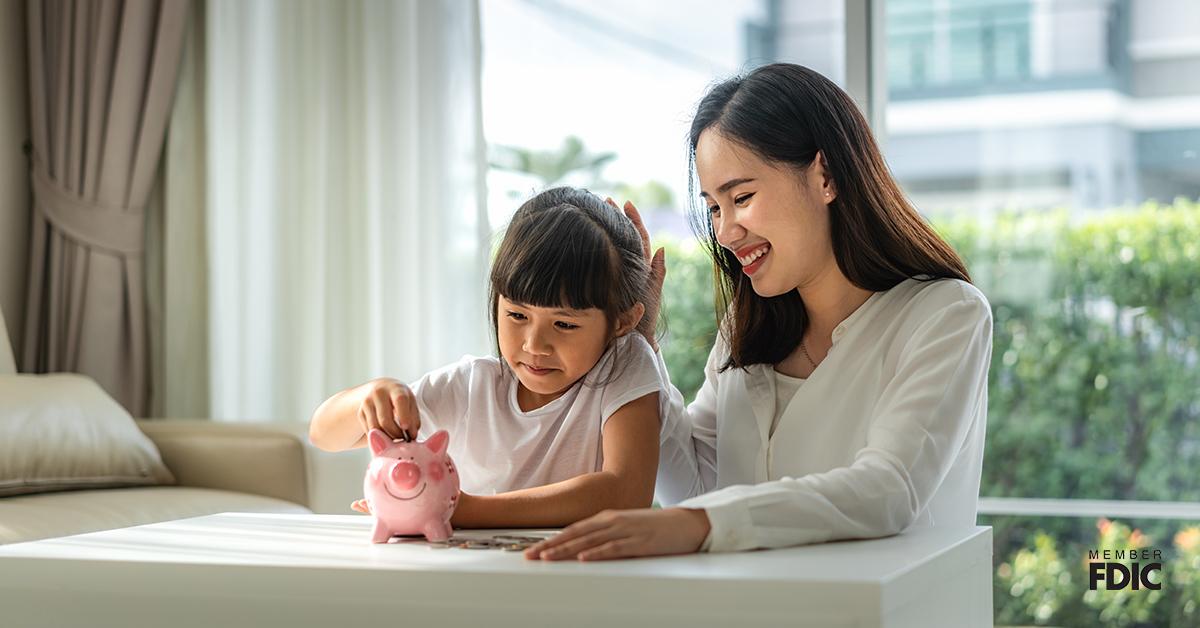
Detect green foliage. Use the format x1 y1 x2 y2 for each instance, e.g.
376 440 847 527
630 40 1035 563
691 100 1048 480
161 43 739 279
1171 527 1200 625
936 199 1200 505
655 240 716 403
996 533 1077 625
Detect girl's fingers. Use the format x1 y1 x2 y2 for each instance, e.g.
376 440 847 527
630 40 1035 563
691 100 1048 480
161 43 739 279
396 391 415 439
363 404 390 439
394 391 421 438
372 391 404 440
371 391 390 430
357 406 371 436
365 413 383 438
381 383 419 440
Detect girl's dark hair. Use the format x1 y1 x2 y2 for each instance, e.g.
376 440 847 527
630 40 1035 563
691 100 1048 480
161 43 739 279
489 186 649 361
688 63 971 371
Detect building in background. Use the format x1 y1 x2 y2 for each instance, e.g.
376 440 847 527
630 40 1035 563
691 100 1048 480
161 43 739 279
752 0 1200 218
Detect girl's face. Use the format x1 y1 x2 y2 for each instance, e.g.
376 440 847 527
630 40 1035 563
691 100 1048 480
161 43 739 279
695 129 837 298
497 296 624 408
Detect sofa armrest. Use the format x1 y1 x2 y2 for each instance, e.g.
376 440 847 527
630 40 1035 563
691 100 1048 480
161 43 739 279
136 419 369 514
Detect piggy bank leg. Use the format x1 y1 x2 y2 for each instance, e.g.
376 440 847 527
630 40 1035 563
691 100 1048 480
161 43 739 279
423 521 453 543
370 518 394 544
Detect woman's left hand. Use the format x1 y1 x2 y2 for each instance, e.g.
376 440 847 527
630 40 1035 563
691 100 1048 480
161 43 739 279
524 507 711 561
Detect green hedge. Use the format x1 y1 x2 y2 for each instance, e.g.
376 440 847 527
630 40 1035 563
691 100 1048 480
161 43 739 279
656 198 1200 626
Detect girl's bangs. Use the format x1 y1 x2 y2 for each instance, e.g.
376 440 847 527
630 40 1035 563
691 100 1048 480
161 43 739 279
494 211 615 313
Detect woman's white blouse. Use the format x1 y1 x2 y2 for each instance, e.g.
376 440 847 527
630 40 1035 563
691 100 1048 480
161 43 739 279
654 278 993 552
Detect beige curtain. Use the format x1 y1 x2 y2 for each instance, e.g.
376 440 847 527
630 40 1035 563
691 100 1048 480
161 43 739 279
22 0 189 416
200 0 489 423
146 0 207 418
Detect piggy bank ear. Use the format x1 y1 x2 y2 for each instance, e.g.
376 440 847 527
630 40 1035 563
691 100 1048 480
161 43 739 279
367 429 391 455
424 430 450 455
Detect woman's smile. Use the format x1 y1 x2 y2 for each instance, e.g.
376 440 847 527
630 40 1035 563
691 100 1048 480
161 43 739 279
735 242 772 276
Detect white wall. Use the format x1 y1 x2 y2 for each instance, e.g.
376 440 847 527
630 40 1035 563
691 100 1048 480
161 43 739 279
0 0 29 362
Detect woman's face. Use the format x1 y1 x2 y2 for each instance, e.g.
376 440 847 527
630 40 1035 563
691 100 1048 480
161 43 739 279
695 129 837 298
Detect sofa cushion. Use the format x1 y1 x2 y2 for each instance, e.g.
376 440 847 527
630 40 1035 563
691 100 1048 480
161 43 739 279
0 486 311 545
0 374 175 496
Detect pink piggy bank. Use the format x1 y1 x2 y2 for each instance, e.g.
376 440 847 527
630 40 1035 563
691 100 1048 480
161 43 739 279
363 429 460 543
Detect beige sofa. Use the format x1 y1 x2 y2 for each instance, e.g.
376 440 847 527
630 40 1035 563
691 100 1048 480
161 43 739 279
0 310 367 546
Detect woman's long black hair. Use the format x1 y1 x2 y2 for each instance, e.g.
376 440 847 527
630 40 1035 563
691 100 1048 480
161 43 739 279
689 63 971 370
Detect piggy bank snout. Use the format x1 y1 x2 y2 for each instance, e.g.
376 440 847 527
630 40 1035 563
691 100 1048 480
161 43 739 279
389 460 422 490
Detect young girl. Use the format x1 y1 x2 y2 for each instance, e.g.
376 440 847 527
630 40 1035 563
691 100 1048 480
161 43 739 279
309 186 672 528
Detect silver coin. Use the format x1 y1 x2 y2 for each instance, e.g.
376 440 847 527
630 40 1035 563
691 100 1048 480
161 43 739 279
493 535 545 543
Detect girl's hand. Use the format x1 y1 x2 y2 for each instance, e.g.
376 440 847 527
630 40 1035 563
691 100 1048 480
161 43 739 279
523 507 710 561
358 378 420 441
350 498 371 514
607 198 666 351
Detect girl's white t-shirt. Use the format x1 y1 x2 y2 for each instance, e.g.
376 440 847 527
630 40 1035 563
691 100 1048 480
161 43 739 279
410 333 665 495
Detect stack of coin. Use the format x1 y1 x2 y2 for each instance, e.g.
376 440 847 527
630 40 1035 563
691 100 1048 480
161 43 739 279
426 534 547 551
493 534 547 552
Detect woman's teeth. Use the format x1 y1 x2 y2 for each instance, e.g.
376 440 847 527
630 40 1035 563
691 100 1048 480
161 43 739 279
738 245 770 266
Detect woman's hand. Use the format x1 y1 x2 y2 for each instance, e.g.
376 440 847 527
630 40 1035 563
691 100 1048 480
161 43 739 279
358 378 420 441
523 507 711 561
607 198 666 351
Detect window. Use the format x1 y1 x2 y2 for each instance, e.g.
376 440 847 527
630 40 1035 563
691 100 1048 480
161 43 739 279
881 1 1200 625
482 0 770 232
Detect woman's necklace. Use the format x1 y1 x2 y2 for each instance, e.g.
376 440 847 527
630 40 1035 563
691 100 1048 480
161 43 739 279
799 340 817 370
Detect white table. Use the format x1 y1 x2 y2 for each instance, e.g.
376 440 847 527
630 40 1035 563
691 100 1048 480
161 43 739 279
0 513 992 627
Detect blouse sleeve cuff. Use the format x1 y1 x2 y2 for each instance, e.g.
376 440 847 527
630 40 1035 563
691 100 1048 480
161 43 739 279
679 494 757 553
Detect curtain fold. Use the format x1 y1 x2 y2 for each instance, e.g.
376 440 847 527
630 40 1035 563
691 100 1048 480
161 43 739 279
23 0 189 416
146 0 208 419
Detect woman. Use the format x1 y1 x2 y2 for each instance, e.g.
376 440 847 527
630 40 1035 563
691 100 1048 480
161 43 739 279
525 63 993 560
